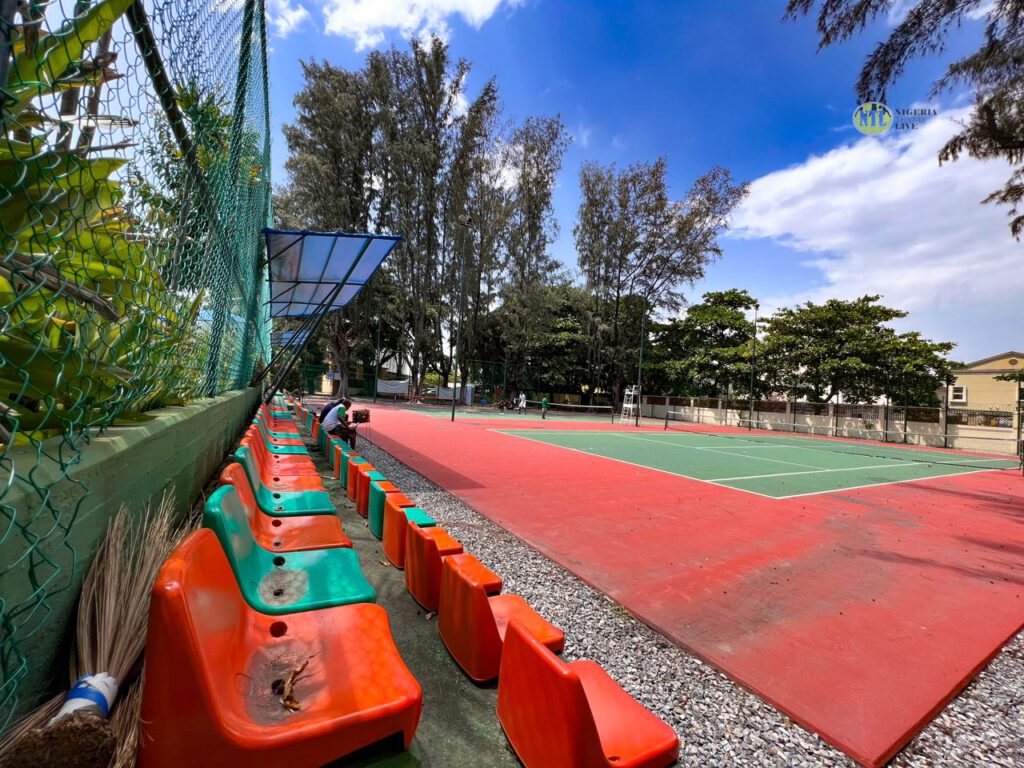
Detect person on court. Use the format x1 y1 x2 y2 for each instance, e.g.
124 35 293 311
517 391 527 414
541 395 549 419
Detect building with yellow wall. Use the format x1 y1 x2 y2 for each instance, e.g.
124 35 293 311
949 352 1024 408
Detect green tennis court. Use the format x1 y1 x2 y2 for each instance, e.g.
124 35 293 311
496 427 1022 498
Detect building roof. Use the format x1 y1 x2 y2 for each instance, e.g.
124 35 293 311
954 351 1024 371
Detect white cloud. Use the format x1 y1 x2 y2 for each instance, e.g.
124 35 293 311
453 88 470 118
731 107 1022 361
966 1 995 21
321 0 522 50
213 0 309 38
577 125 592 148
268 0 310 37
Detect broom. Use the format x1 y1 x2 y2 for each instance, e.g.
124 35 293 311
0 491 189 768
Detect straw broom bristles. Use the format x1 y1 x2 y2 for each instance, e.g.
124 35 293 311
0 491 191 768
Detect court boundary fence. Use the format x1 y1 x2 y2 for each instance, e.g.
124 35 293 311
646 396 1023 458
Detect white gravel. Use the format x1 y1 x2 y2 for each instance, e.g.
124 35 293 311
357 435 1024 768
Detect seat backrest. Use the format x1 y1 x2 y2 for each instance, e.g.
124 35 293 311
145 529 247 701
439 553 501 649
497 618 598 768
202 485 259 576
241 433 279 465
218 463 258 522
233 444 266 491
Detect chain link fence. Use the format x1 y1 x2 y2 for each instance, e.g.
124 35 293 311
0 0 271 730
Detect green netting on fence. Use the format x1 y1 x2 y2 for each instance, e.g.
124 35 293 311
0 0 272 730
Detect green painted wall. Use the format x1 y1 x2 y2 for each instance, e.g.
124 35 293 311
1 387 261 722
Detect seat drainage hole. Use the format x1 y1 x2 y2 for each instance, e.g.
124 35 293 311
273 493 281 498
273 541 282 547
273 556 286 566
272 519 283 527
274 477 280 481
269 621 287 637
273 588 284 597
271 678 285 695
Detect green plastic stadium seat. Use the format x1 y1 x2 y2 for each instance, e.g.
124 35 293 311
202 490 375 615
368 482 413 540
252 420 308 454
357 470 387 517
234 446 335 517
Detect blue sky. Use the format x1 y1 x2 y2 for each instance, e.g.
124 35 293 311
264 1 1017 362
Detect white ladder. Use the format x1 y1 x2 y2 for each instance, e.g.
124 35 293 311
620 385 640 424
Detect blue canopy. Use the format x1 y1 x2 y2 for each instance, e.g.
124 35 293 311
263 228 402 318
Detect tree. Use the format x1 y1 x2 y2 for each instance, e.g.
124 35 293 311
787 0 1024 237
500 115 571 389
574 160 748 404
759 295 953 404
645 289 759 396
275 59 379 395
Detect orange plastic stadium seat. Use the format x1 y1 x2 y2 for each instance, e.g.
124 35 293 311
382 502 435 569
347 460 375 502
243 427 313 462
438 553 563 683
405 525 467 611
240 436 320 481
369 486 413 539
138 529 423 768
253 418 304 444
356 470 386 518
259 403 298 428
219 463 350 551
496 618 679 768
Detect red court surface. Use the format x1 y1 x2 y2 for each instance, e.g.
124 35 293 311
364 405 1024 767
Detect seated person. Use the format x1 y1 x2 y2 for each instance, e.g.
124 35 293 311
323 398 358 449
319 397 342 424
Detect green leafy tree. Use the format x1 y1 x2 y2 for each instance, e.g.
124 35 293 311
760 295 953 404
501 116 571 390
645 289 759 396
787 0 1024 237
574 160 748 404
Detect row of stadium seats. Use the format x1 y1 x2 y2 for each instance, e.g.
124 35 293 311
296 401 681 768
136 396 422 767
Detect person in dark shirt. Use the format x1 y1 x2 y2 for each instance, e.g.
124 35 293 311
319 398 342 424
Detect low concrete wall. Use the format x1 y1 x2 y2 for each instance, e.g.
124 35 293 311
1 387 260 723
654 398 1019 455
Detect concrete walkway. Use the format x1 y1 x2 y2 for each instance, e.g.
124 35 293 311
304 434 520 768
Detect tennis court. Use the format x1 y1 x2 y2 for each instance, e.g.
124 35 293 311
497 422 1021 498
399 400 617 423
366 404 1024 767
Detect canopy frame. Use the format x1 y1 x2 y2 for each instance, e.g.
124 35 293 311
258 228 402 403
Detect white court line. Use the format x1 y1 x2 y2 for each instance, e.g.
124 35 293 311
765 467 1012 499
493 428 1015 499
708 461 949 482
493 429 781 500
504 429 823 470
611 432 824 471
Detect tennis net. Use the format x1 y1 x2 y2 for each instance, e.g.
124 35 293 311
663 411 1023 471
527 401 615 421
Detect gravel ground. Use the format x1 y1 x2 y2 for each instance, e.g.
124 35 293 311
356 434 1024 768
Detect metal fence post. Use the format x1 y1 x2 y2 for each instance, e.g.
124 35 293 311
942 393 949 449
